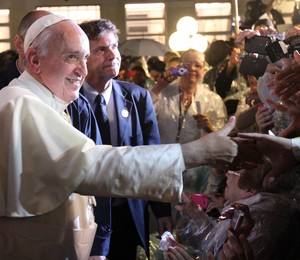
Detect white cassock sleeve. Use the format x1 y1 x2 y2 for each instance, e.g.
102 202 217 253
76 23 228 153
0 86 184 217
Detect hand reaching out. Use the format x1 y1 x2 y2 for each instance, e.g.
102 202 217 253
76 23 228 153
265 98 300 137
207 203 255 260
218 231 254 260
255 104 275 134
181 116 238 168
181 117 264 170
207 231 254 260
235 27 276 44
235 30 259 43
151 69 177 97
268 51 300 101
163 237 194 260
223 203 255 238
284 27 300 40
238 132 297 185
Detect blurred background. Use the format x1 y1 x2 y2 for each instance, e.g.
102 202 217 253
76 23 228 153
0 0 296 54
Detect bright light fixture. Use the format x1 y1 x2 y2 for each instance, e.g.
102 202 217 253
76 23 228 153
168 31 190 51
190 34 208 53
176 16 198 35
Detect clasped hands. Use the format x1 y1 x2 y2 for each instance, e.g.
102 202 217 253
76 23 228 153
191 116 264 171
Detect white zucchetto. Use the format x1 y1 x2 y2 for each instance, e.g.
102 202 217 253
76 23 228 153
24 14 70 53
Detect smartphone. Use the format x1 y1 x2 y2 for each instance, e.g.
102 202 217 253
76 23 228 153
190 194 208 210
196 101 201 113
171 66 189 77
230 208 244 231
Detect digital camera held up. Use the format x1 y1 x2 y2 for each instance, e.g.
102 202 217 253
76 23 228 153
171 66 189 77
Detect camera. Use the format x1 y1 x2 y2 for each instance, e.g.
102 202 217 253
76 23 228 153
239 54 269 77
171 66 189 77
266 36 300 62
239 36 274 77
240 34 300 77
244 35 273 56
244 34 300 63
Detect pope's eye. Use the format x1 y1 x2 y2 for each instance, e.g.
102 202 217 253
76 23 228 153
67 54 78 61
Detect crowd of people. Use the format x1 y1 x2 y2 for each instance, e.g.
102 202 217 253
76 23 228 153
0 1 300 259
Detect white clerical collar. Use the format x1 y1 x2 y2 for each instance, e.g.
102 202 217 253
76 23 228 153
17 71 68 112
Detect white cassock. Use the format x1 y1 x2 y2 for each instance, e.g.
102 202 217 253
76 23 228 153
0 71 184 259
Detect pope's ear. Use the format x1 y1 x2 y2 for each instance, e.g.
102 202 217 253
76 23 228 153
14 35 24 55
25 49 41 73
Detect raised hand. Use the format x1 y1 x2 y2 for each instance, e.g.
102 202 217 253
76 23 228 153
237 133 297 185
255 104 275 134
219 231 254 260
163 237 194 260
269 52 300 101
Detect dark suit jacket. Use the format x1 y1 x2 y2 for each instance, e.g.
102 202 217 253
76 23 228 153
0 60 20 89
84 80 171 257
68 94 101 145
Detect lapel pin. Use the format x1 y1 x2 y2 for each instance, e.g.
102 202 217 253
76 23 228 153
121 109 129 118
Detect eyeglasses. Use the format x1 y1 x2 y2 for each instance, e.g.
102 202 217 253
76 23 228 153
226 171 241 177
182 62 204 70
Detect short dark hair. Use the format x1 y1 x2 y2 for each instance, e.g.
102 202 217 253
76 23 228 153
147 57 165 72
131 65 147 76
254 18 273 29
204 40 231 67
79 19 118 42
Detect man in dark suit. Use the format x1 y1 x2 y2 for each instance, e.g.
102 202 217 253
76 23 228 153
79 19 173 259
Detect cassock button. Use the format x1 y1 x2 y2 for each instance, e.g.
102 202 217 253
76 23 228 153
121 109 129 118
